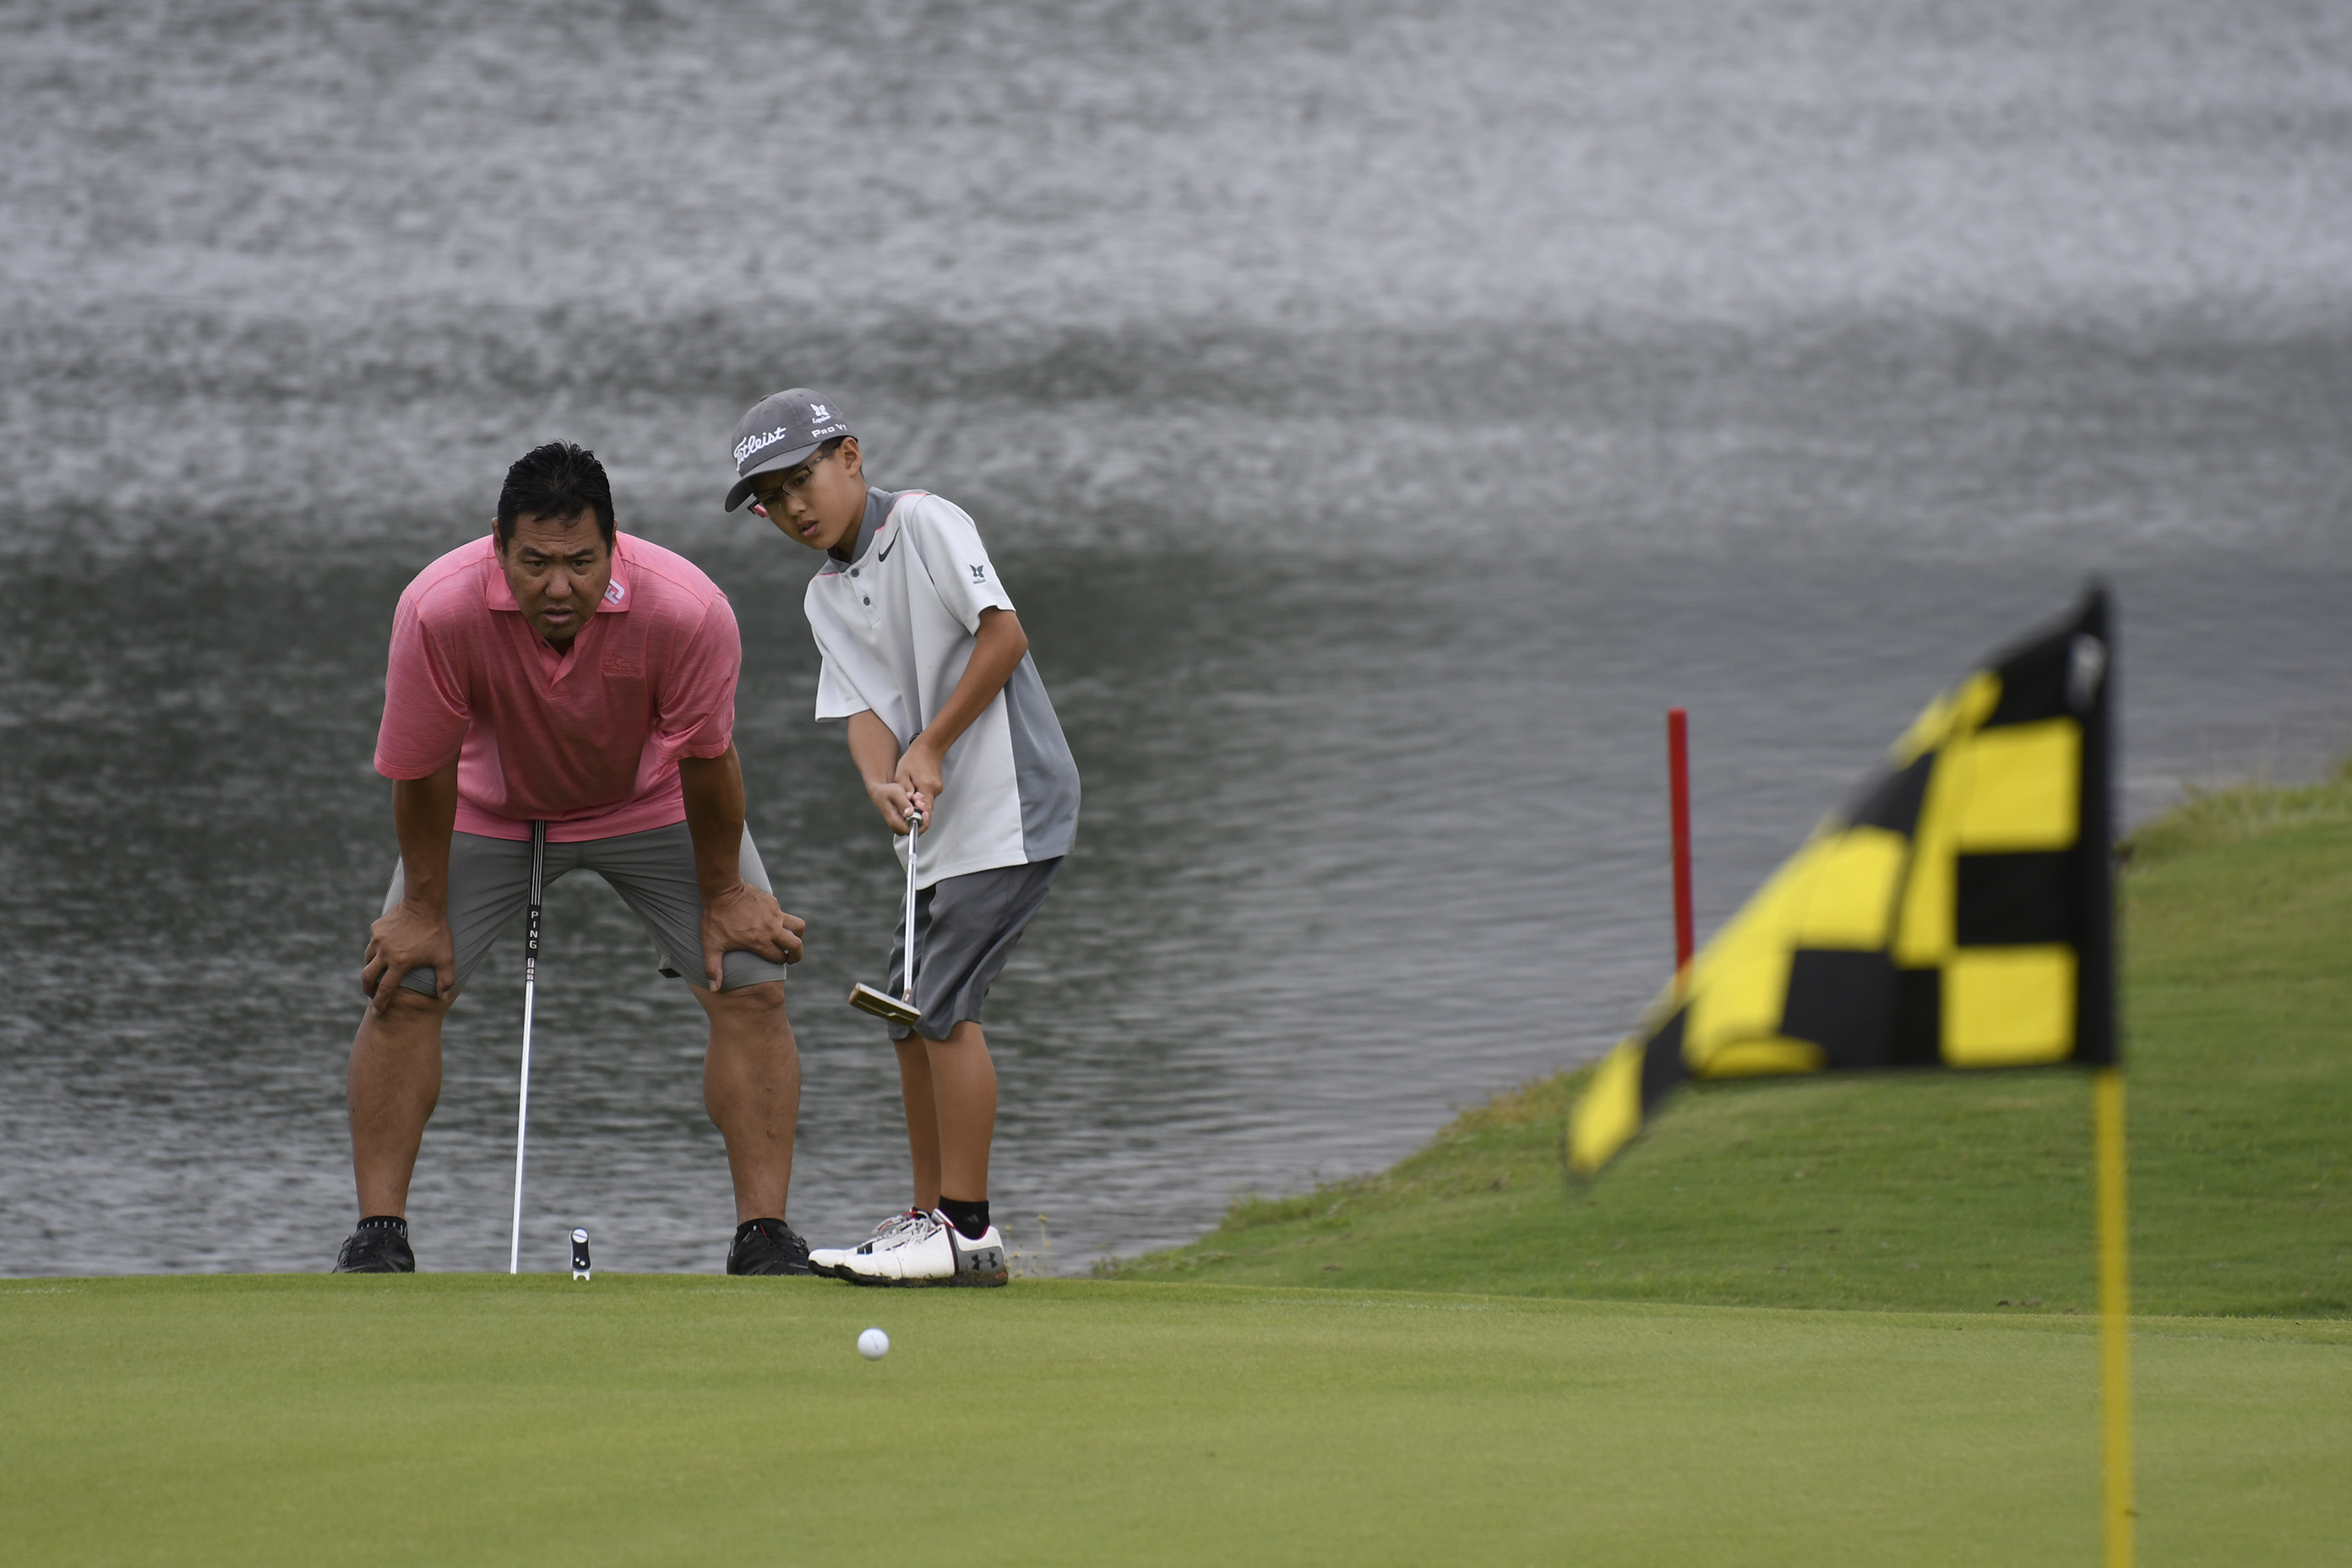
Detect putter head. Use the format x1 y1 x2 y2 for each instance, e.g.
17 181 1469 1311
849 983 923 1028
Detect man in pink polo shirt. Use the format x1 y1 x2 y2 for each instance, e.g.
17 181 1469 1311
336 442 813 1277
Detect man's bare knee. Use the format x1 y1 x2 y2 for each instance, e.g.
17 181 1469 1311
370 984 456 1026
700 979 787 1021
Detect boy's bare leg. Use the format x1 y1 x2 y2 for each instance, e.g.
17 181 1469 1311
924 1021 998 1203
695 981 800 1223
894 1037 945 1211
348 988 456 1216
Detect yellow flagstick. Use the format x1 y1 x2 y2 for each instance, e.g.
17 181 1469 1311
2095 1066 2134 1568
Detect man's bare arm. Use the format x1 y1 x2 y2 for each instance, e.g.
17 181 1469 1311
678 745 803 989
678 744 753 903
361 757 460 1012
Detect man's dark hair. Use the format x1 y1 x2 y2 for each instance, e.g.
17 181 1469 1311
496 443 616 548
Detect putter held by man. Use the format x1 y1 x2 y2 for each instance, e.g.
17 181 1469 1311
727 389 1080 1288
509 819 547 1275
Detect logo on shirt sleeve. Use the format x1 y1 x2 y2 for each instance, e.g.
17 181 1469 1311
970 564 988 581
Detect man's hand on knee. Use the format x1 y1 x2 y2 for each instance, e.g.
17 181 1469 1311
362 902 455 1015
700 884 804 991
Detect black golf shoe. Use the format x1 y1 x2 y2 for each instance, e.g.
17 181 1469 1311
333 1217 415 1273
727 1217 813 1277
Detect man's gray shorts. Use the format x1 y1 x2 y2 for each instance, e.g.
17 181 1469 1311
882 858 1062 1042
384 822 789 997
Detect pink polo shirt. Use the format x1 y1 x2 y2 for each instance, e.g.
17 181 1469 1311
374 531 740 843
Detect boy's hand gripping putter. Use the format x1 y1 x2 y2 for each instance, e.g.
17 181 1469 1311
849 807 926 1029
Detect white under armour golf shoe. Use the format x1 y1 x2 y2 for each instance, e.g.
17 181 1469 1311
832 1210 1008 1288
809 1208 929 1280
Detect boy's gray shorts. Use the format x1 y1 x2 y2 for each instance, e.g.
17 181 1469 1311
882 858 1062 1042
383 822 789 998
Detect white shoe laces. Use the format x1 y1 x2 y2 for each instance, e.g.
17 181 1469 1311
857 1211 945 1257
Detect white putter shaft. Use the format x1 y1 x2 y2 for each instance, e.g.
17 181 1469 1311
901 807 922 1005
509 819 547 1274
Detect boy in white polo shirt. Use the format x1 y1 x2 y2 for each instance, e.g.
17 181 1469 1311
724 389 1080 1287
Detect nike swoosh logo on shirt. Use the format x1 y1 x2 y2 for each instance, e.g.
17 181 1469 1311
876 531 897 563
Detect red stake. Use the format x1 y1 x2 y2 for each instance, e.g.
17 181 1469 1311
1667 708 1695 983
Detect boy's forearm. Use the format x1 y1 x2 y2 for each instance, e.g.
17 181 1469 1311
677 747 749 900
846 710 902 788
914 608 1028 760
391 760 460 913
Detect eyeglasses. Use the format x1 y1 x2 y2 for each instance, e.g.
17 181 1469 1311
749 448 836 509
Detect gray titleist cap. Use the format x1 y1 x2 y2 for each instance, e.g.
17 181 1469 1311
724 388 852 512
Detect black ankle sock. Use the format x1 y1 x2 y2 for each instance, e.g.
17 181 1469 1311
939 1197 989 1240
357 1215 406 1234
736 1217 786 1242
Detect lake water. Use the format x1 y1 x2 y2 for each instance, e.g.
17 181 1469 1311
3 0 2348 1276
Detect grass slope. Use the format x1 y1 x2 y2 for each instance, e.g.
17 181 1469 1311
1113 767 2352 1317
2 1275 2347 1567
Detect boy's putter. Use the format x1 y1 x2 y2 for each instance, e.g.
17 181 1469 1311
850 807 925 1029
571 1228 591 1282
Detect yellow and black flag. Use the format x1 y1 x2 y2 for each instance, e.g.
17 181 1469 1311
1569 588 2115 1177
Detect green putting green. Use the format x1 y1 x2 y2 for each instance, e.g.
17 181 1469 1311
8 776 2345 1563
2 1274 2345 1566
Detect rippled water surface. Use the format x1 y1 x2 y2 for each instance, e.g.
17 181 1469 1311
3 1 2349 1275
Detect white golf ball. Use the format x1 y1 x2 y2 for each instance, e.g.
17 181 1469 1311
858 1326 890 1360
